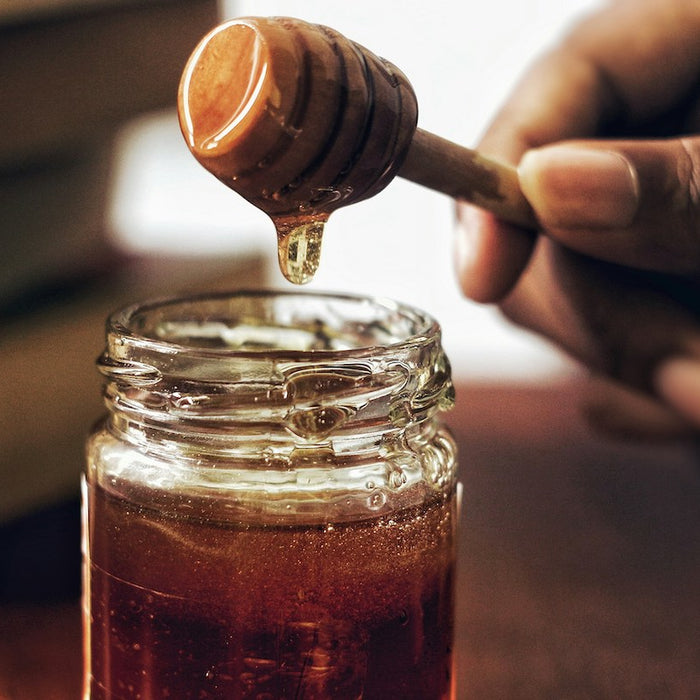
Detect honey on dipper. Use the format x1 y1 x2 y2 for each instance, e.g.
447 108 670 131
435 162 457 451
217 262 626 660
178 16 417 284
177 16 535 284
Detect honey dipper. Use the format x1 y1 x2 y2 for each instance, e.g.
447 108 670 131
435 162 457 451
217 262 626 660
178 16 536 284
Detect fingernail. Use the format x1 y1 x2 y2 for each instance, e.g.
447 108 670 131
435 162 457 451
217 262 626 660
654 357 700 425
519 145 639 229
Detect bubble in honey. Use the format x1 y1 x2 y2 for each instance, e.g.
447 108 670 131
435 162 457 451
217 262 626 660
274 218 326 285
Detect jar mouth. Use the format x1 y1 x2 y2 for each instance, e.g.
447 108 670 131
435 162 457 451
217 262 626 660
108 289 440 360
100 289 454 442
94 291 456 521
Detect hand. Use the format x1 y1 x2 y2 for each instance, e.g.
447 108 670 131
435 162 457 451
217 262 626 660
456 0 700 435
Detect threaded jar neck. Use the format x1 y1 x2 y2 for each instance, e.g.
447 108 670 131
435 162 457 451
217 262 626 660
99 290 454 451
93 290 456 523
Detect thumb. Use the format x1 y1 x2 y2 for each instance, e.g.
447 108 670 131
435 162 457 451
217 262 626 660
518 138 700 273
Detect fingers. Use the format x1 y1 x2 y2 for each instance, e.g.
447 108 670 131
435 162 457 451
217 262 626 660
497 236 700 430
455 0 700 302
519 146 639 230
499 238 700 398
455 28 623 302
454 47 605 302
655 357 700 426
460 135 700 301
518 137 700 273
453 0 700 434
582 376 695 441
454 207 534 302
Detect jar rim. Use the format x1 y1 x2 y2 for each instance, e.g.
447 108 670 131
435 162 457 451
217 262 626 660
107 288 442 360
99 288 454 449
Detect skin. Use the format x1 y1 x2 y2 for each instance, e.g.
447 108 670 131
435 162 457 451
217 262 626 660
456 0 700 436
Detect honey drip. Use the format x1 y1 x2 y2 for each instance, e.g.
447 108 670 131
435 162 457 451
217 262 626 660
275 218 326 285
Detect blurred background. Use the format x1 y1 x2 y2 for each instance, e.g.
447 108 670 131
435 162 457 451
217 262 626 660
5 5 700 697
1 0 598 597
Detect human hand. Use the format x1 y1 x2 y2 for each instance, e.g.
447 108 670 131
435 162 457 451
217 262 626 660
456 0 700 435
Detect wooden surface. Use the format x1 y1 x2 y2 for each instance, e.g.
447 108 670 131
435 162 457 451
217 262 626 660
449 382 700 698
400 129 536 229
1 379 698 699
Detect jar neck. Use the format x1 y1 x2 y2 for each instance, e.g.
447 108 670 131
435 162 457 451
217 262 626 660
99 291 455 458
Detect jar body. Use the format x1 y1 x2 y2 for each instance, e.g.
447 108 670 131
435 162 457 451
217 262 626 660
83 291 458 700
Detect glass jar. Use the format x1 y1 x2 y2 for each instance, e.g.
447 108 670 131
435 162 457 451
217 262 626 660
83 290 458 700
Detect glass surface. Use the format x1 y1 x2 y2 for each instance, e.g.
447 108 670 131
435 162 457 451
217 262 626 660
84 290 457 699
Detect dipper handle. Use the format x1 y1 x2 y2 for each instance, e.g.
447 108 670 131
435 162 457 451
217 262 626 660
401 129 536 228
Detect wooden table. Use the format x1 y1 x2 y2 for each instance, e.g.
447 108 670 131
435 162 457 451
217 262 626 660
449 382 700 698
2 379 699 699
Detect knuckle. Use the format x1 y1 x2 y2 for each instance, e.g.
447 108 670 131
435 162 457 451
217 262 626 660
676 137 700 229
656 137 700 273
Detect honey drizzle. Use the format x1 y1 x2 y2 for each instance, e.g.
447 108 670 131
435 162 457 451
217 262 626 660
274 217 326 285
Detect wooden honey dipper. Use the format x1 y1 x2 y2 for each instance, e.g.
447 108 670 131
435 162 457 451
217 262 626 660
178 16 536 284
